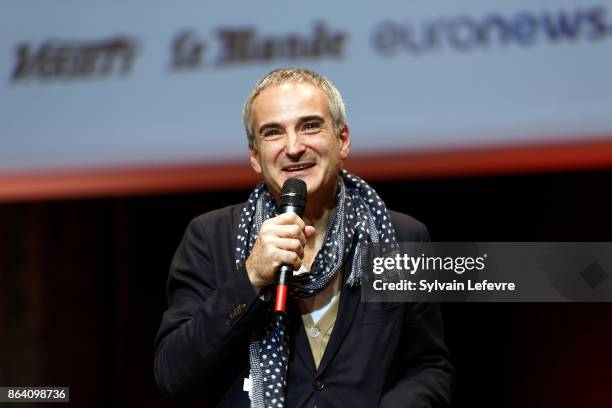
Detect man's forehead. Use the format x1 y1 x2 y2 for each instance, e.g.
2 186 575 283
251 81 331 124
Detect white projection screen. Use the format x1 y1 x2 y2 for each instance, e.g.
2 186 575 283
2 0 612 201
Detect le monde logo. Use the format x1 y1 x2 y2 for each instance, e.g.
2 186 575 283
11 37 139 82
171 22 347 71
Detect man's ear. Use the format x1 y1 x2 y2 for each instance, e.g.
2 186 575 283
249 147 262 174
338 125 351 160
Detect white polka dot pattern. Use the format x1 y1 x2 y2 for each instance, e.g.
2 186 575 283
236 170 397 408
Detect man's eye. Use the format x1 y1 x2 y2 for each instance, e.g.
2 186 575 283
263 129 281 137
302 122 321 132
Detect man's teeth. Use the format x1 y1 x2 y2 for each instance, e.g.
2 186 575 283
287 165 310 171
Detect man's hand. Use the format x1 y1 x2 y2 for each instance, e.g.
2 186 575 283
245 213 316 293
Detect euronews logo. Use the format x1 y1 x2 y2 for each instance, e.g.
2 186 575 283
372 5 612 55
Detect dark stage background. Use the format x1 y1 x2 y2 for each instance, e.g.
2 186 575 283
1 168 612 407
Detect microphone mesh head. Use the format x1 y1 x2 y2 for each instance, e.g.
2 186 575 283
279 178 307 210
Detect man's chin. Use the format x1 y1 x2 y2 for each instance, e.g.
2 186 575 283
280 172 313 188
281 169 313 181
272 173 327 198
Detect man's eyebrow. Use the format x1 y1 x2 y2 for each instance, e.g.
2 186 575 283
298 115 325 124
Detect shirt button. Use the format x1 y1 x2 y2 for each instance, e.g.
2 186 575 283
313 380 325 391
309 327 320 338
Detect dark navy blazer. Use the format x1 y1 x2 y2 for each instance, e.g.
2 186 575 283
154 204 454 407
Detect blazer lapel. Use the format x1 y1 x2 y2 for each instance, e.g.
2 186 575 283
289 248 361 377
288 299 316 376
315 281 360 375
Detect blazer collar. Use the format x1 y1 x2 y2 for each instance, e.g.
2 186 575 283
315 281 360 375
290 253 361 377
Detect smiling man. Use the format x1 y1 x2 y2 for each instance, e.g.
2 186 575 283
155 68 454 408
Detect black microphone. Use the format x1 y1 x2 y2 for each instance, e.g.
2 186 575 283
274 178 307 314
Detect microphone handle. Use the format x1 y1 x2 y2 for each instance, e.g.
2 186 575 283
274 264 293 314
274 203 304 314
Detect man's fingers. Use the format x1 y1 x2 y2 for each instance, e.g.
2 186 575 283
273 213 305 229
278 249 302 269
304 225 316 238
266 225 307 245
275 238 304 258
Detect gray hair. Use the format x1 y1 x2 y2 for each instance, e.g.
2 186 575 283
242 67 347 149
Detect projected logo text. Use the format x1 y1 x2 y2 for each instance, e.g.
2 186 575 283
11 37 139 82
372 5 612 56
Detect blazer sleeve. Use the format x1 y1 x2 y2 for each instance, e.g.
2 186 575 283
154 213 265 398
380 213 454 407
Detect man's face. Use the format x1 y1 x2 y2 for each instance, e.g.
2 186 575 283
249 81 350 205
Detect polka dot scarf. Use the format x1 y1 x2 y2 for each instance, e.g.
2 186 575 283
235 170 397 408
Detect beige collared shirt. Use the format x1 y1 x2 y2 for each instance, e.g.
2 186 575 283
296 270 342 369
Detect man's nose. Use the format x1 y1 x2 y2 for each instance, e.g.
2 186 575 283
285 131 306 158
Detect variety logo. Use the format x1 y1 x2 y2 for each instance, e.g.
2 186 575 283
12 37 139 82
